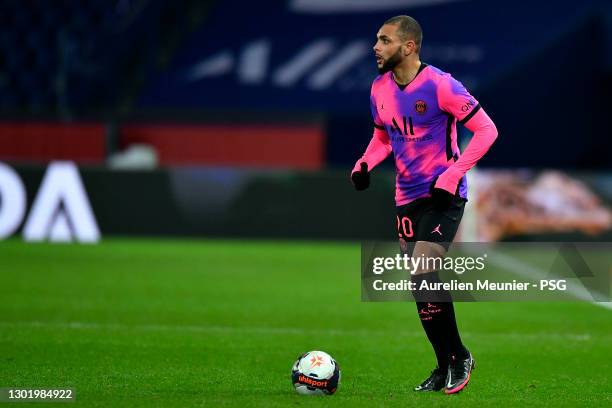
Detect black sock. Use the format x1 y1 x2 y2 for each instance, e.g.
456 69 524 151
412 271 468 369
444 300 469 360
414 300 449 370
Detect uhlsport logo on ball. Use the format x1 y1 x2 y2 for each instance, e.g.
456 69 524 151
291 351 340 395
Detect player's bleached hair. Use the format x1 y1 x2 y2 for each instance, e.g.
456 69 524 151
384 15 423 53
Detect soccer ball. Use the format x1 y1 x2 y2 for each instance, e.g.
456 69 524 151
291 350 340 395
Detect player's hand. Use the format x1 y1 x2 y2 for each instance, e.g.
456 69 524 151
430 177 454 211
351 162 370 191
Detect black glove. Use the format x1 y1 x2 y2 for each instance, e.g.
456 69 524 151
429 177 454 211
351 162 370 191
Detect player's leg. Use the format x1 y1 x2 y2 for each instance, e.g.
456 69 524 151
397 200 447 392
410 240 473 393
409 196 474 394
410 240 451 391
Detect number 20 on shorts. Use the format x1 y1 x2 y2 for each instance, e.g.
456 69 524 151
396 216 413 238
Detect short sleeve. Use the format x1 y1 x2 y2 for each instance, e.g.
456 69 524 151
438 75 482 124
370 92 384 130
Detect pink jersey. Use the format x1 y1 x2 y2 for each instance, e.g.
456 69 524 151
369 63 482 206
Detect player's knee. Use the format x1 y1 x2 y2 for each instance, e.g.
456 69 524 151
411 241 445 275
398 237 415 255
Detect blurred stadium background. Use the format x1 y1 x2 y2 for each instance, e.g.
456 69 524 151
1 0 611 406
1 0 612 242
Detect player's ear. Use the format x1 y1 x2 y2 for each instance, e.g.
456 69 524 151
404 40 415 55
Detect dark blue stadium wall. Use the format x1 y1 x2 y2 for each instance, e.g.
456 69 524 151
135 0 612 169
2 0 610 168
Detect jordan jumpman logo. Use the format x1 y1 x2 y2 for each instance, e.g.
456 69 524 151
431 224 442 236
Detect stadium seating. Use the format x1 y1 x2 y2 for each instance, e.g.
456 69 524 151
0 0 610 168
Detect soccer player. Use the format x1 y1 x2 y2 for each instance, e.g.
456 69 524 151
351 15 498 394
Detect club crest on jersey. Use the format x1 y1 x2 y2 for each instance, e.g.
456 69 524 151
415 100 427 114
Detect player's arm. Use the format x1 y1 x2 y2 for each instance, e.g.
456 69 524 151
351 127 392 191
353 126 392 173
434 108 497 194
434 76 498 196
351 94 393 191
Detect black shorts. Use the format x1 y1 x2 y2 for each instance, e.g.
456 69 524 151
396 195 466 252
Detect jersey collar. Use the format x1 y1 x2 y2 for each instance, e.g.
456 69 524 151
393 62 428 91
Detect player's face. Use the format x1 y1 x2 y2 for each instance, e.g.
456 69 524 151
373 24 404 74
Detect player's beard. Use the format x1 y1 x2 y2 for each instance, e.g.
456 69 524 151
378 48 403 74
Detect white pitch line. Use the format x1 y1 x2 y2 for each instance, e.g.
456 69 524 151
485 249 612 311
0 321 601 341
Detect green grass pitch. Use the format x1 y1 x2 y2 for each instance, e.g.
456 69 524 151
0 239 611 407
